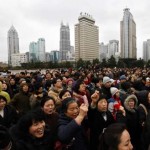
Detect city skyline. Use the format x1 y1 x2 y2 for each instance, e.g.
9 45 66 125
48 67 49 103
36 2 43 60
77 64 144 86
0 0 150 62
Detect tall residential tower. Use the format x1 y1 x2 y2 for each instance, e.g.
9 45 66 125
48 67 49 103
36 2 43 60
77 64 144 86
143 39 150 62
7 25 19 66
59 22 70 61
120 8 136 59
75 13 99 61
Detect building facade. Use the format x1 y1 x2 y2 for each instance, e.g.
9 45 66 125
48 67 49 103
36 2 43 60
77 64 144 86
11 53 27 67
143 39 150 62
37 38 46 62
29 38 46 62
50 50 60 62
108 40 119 58
75 13 99 62
59 22 70 61
7 25 19 66
99 42 108 61
29 42 38 62
120 8 136 59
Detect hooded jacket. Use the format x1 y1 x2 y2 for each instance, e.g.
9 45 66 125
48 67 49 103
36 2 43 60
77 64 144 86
0 82 10 103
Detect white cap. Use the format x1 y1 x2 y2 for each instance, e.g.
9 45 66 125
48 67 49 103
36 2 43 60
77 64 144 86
103 76 111 84
110 87 119 96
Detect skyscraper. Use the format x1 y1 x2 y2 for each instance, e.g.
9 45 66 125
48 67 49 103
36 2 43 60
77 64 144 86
59 22 70 61
108 40 119 58
37 38 45 62
29 38 45 62
143 39 150 62
75 13 99 61
120 8 136 59
7 25 19 66
29 42 38 62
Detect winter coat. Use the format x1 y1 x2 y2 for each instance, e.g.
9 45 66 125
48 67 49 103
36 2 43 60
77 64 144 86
57 113 89 150
30 92 47 109
48 87 62 107
44 112 59 143
124 94 141 150
88 107 115 150
0 105 17 128
9 125 54 150
143 109 150 150
108 97 122 120
10 90 31 118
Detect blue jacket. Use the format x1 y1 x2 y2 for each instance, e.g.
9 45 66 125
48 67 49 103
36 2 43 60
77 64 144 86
57 113 89 150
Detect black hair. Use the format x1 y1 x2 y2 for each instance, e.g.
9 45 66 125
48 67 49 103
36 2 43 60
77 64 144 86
17 108 45 136
96 94 107 106
72 79 84 93
59 89 72 99
0 95 7 103
40 96 55 107
121 82 131 91
61 97 77 113
34 83 43 93
52 77 62 85
98 123 127 150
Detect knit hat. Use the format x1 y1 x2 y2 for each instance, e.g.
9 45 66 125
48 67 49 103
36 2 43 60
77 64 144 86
120 75 126 80
0 82 10 103
103 76 111 84
110 87 119 96
66 78 74 85
110 79 115 84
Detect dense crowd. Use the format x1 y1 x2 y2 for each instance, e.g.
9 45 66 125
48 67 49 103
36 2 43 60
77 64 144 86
0 67 150 150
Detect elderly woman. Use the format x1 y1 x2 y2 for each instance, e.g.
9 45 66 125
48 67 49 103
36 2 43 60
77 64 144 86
124 94 141 150
57 97 89 150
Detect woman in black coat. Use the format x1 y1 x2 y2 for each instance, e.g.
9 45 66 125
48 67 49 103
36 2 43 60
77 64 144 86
0 95 17 128
9 108 55 150
137 91 150 150
88 91 126 150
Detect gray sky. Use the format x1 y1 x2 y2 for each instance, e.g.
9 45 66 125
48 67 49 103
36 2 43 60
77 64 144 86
0 0 150 62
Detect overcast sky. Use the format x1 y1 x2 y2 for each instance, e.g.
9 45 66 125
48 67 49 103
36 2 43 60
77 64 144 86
0 0 150 62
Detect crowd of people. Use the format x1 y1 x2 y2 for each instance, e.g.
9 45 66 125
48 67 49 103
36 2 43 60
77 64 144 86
0 67 150 150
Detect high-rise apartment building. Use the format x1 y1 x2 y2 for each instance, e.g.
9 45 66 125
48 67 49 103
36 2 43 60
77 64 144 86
120 8 136 59
143 39 150 62
99 43 108 61
108 40 119 58
59 22 70 61
29 38 46 62
29 42 38 62
50 50 60 62
37 38 45 62
7 25 19 66
75 13 99 61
